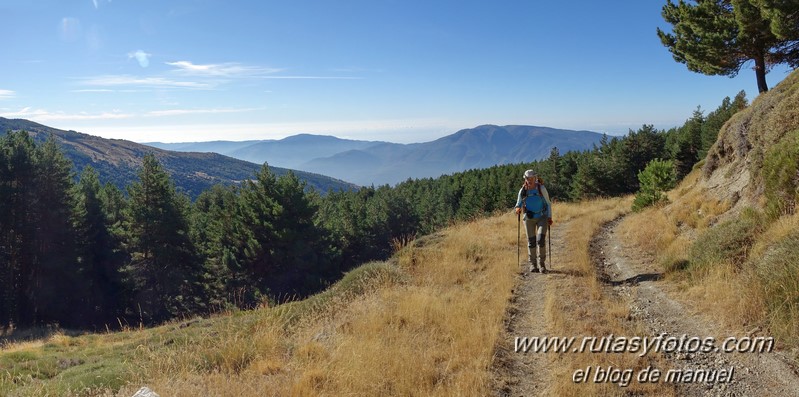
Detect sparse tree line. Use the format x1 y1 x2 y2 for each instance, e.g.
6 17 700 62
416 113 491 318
0 93 745 329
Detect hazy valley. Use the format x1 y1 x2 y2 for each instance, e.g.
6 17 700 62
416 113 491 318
145 125 606 186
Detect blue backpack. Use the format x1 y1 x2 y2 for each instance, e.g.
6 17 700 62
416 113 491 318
522 183 547 217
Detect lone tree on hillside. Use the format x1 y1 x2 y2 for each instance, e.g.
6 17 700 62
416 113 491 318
657 0 799 93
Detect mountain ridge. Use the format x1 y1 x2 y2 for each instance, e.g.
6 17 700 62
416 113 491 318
0 118 357 198
147 124 606 185
300 125 605 185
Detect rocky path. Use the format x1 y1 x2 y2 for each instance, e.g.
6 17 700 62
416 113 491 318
594 216 799 397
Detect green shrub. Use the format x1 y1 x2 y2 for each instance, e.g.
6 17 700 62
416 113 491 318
632 159 676 211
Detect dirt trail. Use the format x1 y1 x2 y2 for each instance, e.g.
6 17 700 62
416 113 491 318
594 216 799 397
492 219 568 397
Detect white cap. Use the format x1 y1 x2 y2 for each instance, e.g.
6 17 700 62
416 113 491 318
524 169 537 178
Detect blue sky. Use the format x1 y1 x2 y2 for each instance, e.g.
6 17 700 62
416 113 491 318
0 0 794 143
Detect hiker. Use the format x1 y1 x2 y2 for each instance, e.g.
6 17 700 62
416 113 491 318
514 170 553 273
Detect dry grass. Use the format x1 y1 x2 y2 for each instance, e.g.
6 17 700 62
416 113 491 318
667 170 733 231
619 207 678 257
43 214 518 397
619 169 735 277
680 262 762 331
281 216 518 396
750 211 799 259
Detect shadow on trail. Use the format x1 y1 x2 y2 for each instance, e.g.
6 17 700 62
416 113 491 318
519 268 586 277
606 272 663 286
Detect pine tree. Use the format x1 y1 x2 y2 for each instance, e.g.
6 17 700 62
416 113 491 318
0 131 39 326
32 136 82 326
74 166 125 325
543 147 564 199
238 165 281 286
456 176 486 220
192 184 254 308
658 0 794 93
126 154 205 323
0 133 83 326
570 137 626 199
272 172 336 294
100 182 128 242
755 0 799 51
672 108 705 179
619 125 667 192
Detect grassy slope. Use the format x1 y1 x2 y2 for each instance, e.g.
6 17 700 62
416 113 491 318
621 167 799 352
620 68 799 354
0 197 678 397
1 214 520 396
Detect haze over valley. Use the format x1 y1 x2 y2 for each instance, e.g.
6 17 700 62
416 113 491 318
145 124 606 186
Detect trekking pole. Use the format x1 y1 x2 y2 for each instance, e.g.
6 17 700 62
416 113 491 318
548 223 552 270
517 211 521 266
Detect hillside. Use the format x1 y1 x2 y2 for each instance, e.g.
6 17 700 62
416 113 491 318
147 125 606 186
701 68 799 213
0 211 521 396
601 69 799 394
0 118 357 198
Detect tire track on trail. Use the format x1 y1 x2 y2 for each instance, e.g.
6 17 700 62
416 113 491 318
592 215 799 397
492 218 569 397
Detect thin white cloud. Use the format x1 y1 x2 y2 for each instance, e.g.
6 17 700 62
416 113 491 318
0 90 15 99
259 75 361 80
72 89 115 93
164 60 361 81
92 0 111 9
81 75 210 89
1 106 258 123
0 107 132 121
146 107 259 117
59 17 82 42
128 50 151 68
166 61 283 77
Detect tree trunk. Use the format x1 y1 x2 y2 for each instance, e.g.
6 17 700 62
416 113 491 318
755 54 769 93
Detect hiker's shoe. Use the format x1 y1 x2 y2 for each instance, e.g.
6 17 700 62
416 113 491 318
540 266 548 274
529 265 540 273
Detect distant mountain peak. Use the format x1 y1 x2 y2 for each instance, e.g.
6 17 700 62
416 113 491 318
0 118 358 197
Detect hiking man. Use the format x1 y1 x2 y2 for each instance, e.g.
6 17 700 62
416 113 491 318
514 170 553 273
